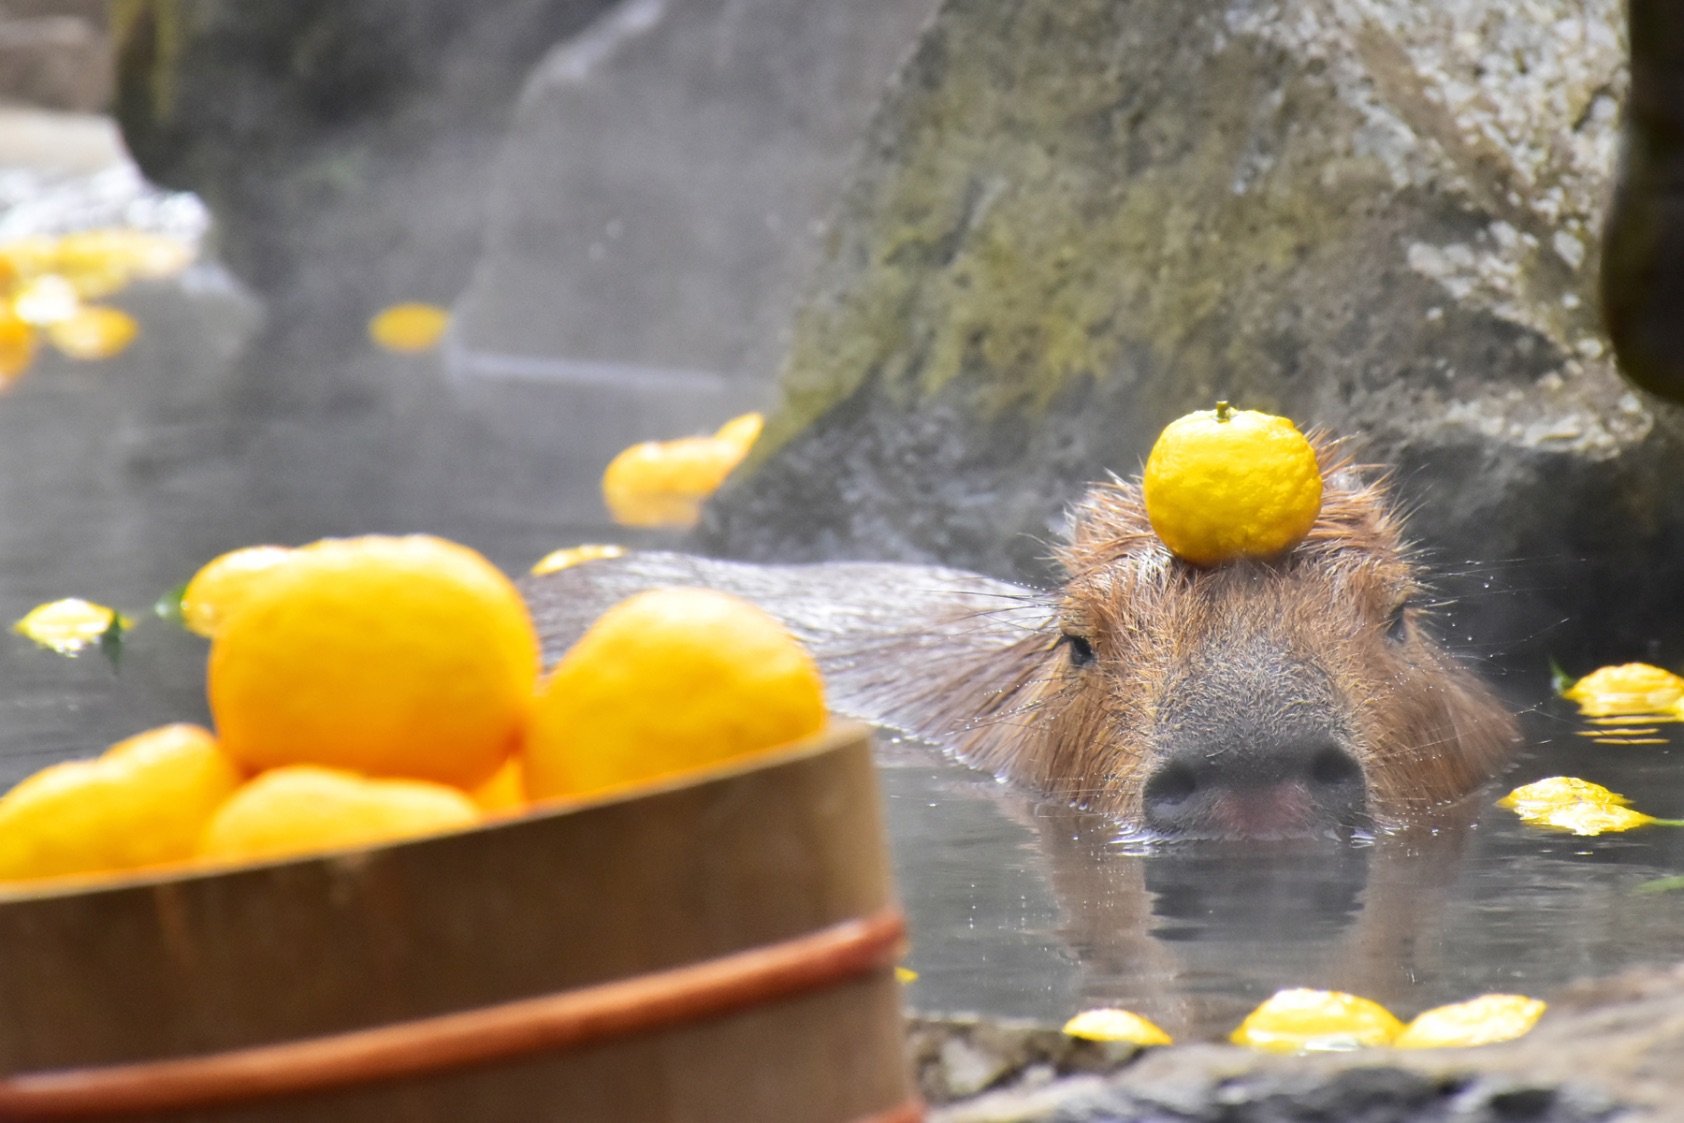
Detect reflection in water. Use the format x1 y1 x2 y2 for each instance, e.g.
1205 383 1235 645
1143 841 1369 944
885 706 1684 1041
1031 804 1476 1041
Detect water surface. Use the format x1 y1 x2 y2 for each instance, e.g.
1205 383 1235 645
883 709 1684 1039
3 169 1683 1044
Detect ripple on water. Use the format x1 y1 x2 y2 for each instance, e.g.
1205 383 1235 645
883 705 1684 1041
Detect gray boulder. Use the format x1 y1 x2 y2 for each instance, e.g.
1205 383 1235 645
701 0 1659 671
1601 0 1684 405
449 0 939 525
112 0 620 394
924 959 1684 1120
0 1 109 112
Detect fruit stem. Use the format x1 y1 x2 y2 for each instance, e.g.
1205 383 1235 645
1215 400 1232 422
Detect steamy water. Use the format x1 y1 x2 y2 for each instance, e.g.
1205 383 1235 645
882 710 1684 1040
3 171 1684 1047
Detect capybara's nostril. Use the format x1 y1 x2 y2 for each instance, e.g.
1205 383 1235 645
1299 742 1367 830
1308 744 1363 790
1143 760 1198 811
1143 736 1368 838
1142 755 1218 835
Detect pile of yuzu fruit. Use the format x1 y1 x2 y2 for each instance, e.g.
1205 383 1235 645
0 535 825 885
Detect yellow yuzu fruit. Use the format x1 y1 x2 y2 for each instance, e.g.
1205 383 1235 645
525 587 826 800
206 535 538 788
1230 988 1403 1052
46 306 139 360
0 309 34 386
0 237 56 281
0 724 241 881
470 754 528 817
1394 994 1546 1049
180 545 296 637
12 597 124 655
529 542 625 576
1563 662 1684 716
1499 775 1634 812
713 411 764 449
1143 403 1322 567
53 228 194 285
601 435 752 528
1522 801 1654 835
197 766 480 864
368 303 450 353
12 274 78 325
1498 777 1655 835
1062 1008 1174 1045
51 230 134 298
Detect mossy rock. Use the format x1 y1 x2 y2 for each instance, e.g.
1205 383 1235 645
701 0 1673 671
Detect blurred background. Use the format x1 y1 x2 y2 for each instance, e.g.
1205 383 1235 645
0 0 942 772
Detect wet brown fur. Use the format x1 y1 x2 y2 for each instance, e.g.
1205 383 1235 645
882 435 1519 826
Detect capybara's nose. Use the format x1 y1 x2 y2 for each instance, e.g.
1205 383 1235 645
1142 736 1368 838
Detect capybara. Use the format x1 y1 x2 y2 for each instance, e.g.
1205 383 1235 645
524 439 1518 838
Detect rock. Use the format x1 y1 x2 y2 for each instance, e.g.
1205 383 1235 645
906 1014 1142 1105
699 0 1669 672
918 961 1684 1122
110 0 620 397
923 959 1684 1120
1601 0 1684 404
107 0 938 527
933 1059 1619 1123
0 7 109 112
448 0 938 525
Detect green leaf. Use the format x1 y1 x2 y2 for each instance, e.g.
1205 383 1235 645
1548 657 1574 697
1635 874 1684 895
154 582 188 627
98 610 126 672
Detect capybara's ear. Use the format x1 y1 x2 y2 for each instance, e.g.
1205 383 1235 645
1297 441 1408 566
1057 478 1165 580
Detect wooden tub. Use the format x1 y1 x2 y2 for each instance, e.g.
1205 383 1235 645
0 722 915 1122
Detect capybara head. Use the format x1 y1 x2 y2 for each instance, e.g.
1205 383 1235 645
958 440 1518 838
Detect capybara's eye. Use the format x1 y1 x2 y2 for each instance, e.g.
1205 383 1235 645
1386 601 1412 644
1063 633 1096 667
